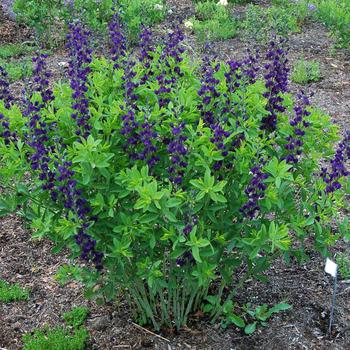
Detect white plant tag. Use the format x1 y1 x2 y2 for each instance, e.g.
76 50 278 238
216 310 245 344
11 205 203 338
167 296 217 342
325 258 337 277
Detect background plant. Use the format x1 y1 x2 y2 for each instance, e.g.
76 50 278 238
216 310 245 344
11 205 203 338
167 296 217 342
0 279 29 302
191 1 238 42
291 58 321 85
13 0 166 47
0 22 349 332
315 0 350 48
241 4 307 43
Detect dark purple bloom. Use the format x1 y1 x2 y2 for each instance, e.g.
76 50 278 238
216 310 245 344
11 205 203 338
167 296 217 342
321 131 350 193
109 12 127 69
282 91 311 164
240 161 269 219
261 39 289 132
66 22 93 138
0 66 14 109
167 122 188 185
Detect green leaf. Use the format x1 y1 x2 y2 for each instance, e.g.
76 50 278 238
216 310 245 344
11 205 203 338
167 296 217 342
166 198 183 208
269 302 292 315
228 314 245 328
244 322 257 334
192 246 201 263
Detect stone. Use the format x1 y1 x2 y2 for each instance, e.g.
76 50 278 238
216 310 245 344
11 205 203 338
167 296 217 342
1 0 16 20
88 315 110 331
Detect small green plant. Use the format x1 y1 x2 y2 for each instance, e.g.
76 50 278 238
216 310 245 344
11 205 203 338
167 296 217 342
22 327 89 350
63 307 90 328
291 58 321 84
336 252 350 279
242 302 292 334
195 1 218 21
192 1 237 42
0 279 29 303
206 298 291 334
0 58 33 82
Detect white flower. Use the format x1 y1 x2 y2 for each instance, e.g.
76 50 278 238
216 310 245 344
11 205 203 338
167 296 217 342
184 20 193 29
154 3 163 10
217 0 228 6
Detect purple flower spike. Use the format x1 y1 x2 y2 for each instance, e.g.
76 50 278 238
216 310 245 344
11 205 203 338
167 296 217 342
321 131 350 193
0 66 14 109
109 12 127 69
66 21 93 138
261 38 289 132
240 162 269 219
282 91 311 164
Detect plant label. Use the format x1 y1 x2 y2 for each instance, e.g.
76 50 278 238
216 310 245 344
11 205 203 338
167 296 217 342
325 258 337 278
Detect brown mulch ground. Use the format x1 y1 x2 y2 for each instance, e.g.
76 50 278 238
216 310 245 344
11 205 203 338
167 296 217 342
1 0 350 349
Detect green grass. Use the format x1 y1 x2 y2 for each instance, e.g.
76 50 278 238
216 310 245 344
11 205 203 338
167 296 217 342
0 279 29 303
23 327 89 350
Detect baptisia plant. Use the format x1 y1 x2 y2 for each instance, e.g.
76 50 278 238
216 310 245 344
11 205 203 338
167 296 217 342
0 20 349 331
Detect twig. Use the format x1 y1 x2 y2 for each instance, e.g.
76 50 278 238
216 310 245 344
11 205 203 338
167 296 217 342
131 322 170 343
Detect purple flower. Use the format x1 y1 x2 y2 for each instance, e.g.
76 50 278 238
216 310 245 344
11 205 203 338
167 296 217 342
109 12 127 69
261 38 289 132
167 122 188 185
66 21 93 138
240 161 269 219
0 66 14 109
321 131 350 193
282 91 311 164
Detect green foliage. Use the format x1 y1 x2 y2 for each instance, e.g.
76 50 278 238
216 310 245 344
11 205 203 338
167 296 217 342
13 0 166 47
22 327 89 350
218 300 292 333
291 58 321 85
195 1 218 21
0 279 29 303
62 0 114 34
0 58 33 82
315 0 350 48
191 1 237 42
63 307 90 328
0 44 38 60
336 252 350 279
119 0 167 43
13 0 65 47
242 4 306 43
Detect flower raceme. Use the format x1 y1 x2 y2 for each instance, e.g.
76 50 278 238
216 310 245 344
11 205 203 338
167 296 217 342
66 21 93 138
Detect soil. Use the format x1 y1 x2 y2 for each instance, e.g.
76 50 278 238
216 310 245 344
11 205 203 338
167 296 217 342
0 0 350 349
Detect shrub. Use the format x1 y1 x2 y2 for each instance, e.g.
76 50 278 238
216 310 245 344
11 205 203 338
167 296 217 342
0 22 349 331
